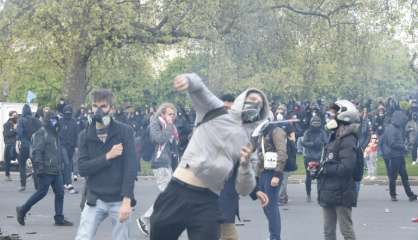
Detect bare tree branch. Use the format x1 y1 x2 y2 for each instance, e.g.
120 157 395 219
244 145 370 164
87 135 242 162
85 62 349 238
269 1 357 27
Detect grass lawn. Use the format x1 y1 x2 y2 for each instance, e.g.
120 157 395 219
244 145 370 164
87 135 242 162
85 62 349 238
139 155 418 177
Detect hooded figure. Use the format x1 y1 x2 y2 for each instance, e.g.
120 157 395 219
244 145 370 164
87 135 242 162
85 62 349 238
173 76 270 195
218 89 270 237
150 73 270 240
382 110 417 201
58 105 78 188
16 104 41 190
16 110 74 227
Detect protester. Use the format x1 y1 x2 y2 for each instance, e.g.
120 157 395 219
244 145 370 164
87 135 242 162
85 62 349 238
75 89 138 240
301 116 327 202
382 110 418 202
59 105 79 194
137 102 179 236
405 112 418 165
3 111 18 181
218 91 270 240
312 100 360 240
16 111 73 226
253 119 288 240
150 73 259 240
364 134 378 180
16 104 41 191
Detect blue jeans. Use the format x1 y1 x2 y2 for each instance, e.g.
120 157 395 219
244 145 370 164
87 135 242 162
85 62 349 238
75 199 131 240
20 174 65 223
259 170 281 240
61 146 75 185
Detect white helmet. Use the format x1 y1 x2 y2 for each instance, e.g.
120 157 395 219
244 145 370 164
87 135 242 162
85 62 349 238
334 100 360 123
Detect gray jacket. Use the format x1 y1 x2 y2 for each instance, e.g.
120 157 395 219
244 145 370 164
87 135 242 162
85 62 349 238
150 117 177 169
178 73 270 195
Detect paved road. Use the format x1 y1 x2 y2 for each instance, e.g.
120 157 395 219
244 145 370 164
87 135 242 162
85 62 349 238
1 175 418 240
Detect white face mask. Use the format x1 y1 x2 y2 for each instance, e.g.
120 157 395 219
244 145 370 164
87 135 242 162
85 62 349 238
325 119 338 131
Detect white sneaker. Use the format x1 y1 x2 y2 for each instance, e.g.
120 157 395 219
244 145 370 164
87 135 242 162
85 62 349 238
137 217 150 236
413 162 417 166
370 176 377 181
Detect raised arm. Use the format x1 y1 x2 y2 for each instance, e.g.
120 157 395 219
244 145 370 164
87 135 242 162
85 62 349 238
174 73 224 123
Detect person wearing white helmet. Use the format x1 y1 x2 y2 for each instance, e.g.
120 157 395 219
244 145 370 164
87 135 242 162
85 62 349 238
310 100 360 240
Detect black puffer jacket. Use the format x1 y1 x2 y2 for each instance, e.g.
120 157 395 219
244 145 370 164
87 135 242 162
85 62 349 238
382 111 408 160
318 124 359 208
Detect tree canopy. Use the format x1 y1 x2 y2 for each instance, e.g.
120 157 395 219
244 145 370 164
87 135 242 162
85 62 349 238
0 0 416 107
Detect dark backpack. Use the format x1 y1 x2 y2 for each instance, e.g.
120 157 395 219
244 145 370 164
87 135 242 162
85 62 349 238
284 138 298 172
335 135 364 182
140 107 227 162
352 143 365 182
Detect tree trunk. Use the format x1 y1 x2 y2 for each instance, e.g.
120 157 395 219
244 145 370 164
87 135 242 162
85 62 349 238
63 49 89 108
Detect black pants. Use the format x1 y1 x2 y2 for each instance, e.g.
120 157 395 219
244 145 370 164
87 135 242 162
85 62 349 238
150 178 221 240
304 158 319 196
17 144 30 187
388 157 415 198
4 144 16 177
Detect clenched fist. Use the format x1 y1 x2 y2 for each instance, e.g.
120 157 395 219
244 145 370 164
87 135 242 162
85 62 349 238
240 144 253 167
106 143 123 160
174 75 189 92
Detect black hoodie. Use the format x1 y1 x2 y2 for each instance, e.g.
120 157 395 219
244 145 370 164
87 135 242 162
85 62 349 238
59 105 78 149
16 104 41 144
382 110 408 159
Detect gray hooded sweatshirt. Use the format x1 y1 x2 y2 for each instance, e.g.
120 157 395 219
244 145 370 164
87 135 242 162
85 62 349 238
178 73 270 195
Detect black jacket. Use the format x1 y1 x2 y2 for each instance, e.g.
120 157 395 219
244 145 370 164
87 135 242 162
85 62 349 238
78 119 138 205
318 124 359 208
31 127 63 175
302 127 328 161
59 117 78 149
382 111 408 160
16 104 41 145
3 119 17 145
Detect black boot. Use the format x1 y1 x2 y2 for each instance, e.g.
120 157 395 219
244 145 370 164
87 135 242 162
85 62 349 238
16 206 26 226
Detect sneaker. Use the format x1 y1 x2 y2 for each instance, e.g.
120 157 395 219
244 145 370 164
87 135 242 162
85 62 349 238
136 217 149 236
370 176 377 181
66 186 78 194
16 206 25 226
413 161 417 166
409 195 418 202
364 176 370 180
55 219 73 226
391 196 398 202
18 186 25 192
412 217 418 223
306 195 312 203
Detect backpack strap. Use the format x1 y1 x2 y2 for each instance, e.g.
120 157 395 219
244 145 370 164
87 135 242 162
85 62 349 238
195 107 228 128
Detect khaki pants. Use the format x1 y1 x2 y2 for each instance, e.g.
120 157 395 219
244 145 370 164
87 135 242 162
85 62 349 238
322 206 356 240
220 223 238 240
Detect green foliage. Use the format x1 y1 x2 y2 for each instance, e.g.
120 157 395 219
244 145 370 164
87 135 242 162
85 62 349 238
0 0 416 108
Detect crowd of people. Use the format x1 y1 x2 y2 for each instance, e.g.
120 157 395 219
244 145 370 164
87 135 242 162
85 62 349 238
2 73 418 240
